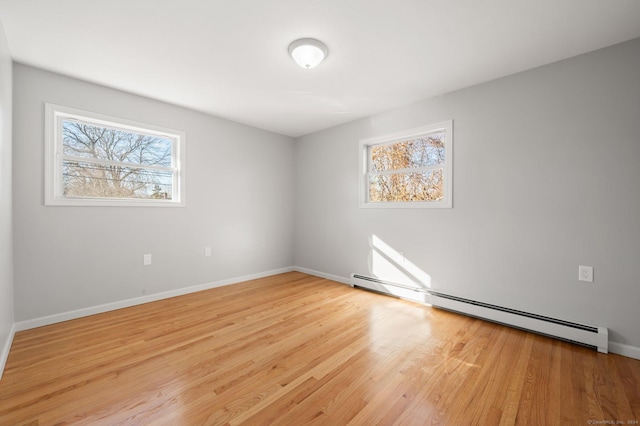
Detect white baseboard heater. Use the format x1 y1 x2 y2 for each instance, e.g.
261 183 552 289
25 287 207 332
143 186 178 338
351 274 608 353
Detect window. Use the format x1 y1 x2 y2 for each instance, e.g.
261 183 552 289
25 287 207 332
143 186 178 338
45 103 185 206
359 120 452 208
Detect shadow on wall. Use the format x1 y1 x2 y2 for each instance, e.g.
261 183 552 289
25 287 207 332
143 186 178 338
368 234 432 300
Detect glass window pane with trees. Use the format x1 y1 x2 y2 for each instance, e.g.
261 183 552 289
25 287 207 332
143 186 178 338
45 104 185 206
360 121 452 208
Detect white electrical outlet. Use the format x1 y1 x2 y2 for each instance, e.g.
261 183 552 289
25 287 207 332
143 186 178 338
143 254 152 266
578 265 593 282
204 247 211 257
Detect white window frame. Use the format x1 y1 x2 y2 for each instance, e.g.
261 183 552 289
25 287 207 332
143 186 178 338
359 120 453 209
45 103 186 207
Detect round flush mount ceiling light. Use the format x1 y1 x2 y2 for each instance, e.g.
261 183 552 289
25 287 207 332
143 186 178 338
288 38 328 69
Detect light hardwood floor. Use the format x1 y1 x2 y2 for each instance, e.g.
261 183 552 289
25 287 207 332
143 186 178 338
1 272 639 425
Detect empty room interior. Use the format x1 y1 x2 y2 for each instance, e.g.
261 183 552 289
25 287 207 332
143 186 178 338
1 1 640 424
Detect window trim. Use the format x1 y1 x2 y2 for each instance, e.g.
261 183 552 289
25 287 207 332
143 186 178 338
44 103 186 207
359 120 453 209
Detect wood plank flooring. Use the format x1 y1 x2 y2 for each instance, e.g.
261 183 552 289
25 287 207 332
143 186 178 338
1 272 639 425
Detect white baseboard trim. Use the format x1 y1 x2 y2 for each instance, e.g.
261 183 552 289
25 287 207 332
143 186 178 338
292 266 351 286
609 342 640 360
9 264 640 361
0 323 16 380
295 267 640 360
14 267 294 332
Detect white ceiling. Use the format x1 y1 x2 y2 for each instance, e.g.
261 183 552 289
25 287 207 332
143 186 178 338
1 1 639 137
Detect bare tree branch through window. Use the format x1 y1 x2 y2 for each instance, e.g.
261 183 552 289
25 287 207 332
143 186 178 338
62 121 174 200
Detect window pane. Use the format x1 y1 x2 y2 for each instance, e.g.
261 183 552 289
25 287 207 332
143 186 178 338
371 133 445 172
369 169 443 202
62 160 173 200
62 119 173 167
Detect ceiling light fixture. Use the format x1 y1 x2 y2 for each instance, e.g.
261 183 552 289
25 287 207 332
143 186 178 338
288 38 328 69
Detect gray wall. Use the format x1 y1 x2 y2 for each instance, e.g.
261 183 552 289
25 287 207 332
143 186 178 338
294 38 640 349
13 64 294 321
8 37 640 354
0 21 14 373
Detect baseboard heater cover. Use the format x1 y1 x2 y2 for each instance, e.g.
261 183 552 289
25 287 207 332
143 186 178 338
351 274 608 354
